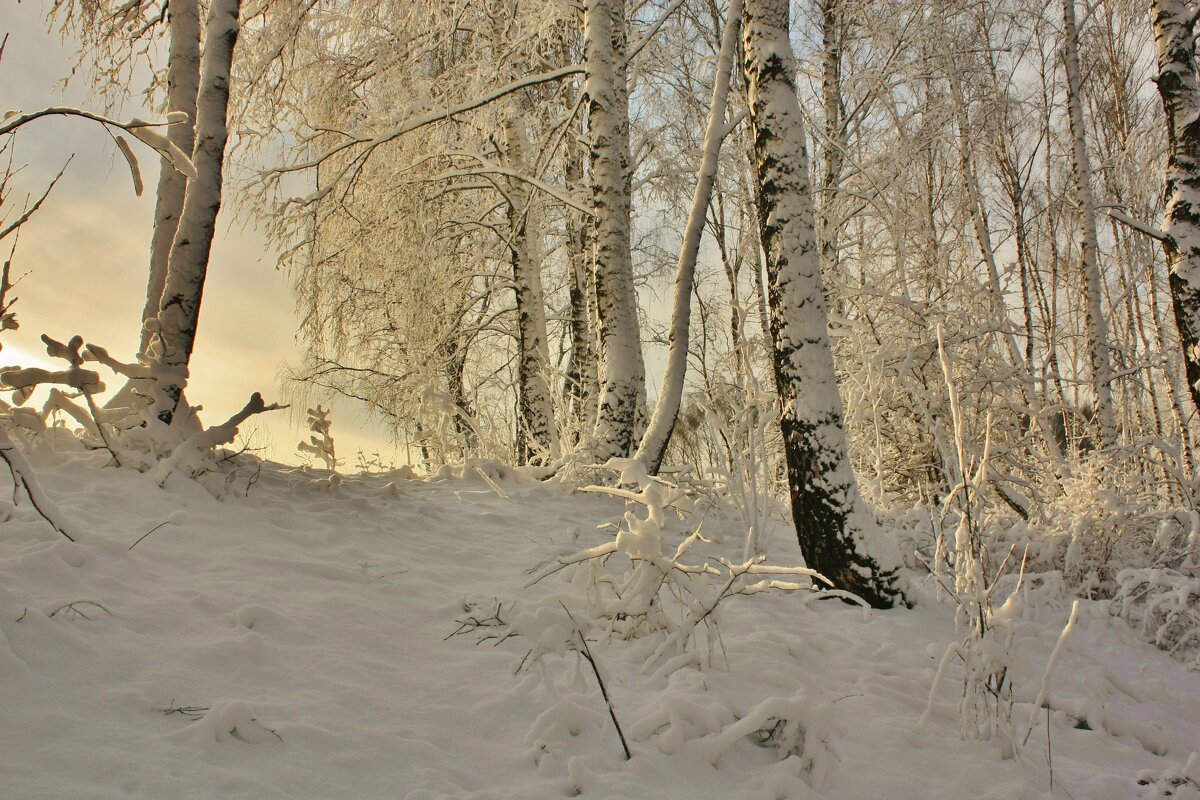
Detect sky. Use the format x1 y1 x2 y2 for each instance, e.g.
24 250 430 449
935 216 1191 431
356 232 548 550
1 1 403 466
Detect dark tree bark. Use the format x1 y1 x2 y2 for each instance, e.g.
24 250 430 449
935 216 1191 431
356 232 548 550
742 0 904 609
1152 0 1200 421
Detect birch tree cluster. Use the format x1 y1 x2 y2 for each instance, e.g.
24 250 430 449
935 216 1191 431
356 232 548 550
4 0 1200 617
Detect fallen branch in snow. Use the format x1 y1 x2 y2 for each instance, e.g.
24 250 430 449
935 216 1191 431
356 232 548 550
0 427 76 541
161 702 209 719
48 600 111 620
152 393 287 486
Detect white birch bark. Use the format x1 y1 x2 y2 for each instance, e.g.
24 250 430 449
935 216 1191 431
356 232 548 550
501 108 558 463
152 0 241 421
742 0 903 608
586 0 646 461
635 0 742 474
140 0 200 357
1152 0 1200 421
1062 0 1117 447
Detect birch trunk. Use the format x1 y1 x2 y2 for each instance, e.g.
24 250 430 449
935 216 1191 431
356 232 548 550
817 0 845 277
562 108 598 439
1062 0 1118 447
742 0 904 608
501 109 558 463
152 0 241 422
586 0 646 461
1152 0 1200 421
635 0 742 474
140 0 200 357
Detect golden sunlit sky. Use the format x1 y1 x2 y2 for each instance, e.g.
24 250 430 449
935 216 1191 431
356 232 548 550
1 2 403 466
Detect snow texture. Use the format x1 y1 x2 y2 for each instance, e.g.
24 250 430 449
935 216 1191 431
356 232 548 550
1 445 1197 799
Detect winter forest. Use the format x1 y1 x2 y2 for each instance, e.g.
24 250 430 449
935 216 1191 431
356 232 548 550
1 0 1200 797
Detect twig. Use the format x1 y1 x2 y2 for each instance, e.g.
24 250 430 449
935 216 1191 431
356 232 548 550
49 600 111 620
129 520 173 550
81 389 122 467
560 602 631 761
0 431 76 541
161 701 209 719
1047 705 1054 792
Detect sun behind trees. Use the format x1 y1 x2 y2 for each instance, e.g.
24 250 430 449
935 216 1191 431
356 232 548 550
4 0 1200 618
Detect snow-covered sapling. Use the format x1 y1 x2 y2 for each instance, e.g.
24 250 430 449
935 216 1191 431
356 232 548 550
526 459 859 666
297 405 338 470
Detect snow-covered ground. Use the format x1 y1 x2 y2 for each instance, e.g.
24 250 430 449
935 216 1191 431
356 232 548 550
1 445 1197 800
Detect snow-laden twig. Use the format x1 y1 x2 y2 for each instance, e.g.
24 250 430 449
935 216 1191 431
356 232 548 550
1023 600 1081 747
0 107 194 179
153 392 287 486
0 427 76 541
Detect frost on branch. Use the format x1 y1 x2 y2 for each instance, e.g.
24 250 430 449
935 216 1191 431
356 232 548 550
0 329 285 494
524 463 857 666
152 393 287 487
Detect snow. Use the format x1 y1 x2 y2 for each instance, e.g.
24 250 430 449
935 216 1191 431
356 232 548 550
1 447 1198 799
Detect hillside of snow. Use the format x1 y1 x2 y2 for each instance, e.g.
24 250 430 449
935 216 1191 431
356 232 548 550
1 444 1198 800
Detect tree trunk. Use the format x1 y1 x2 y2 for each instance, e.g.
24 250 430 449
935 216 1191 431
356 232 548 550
1152 0 1200 422
635 0 741 474
562 106 598 440
585 0 646 461
1062 0 1117 447
152 0 241 423
817 0 845 280
141 0 200 357
742 0 904 609
501 109 558 464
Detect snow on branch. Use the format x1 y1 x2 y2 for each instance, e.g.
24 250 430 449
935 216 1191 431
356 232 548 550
0 426 76 541
625 0 687 64
0 108 196 186
152 392 288 486
276 65 586 203
297 405 338 470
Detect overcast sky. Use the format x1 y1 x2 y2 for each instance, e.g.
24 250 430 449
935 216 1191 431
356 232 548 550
2 2 402 466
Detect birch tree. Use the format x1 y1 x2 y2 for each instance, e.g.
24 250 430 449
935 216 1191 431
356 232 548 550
741 0 904 608
635 0 742 474
1061 0 1118 447
500 100 559 463
1152 0 1200 420
151 0 242 422
586 0 647 461
140 0 200 357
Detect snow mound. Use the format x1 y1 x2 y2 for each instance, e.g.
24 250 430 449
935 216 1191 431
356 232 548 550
171 700 281 745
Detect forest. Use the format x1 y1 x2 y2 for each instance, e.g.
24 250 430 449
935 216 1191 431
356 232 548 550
1 0 1199 798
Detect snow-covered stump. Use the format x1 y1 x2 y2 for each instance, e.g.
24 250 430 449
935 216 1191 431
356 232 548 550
1152 0 1200 421
741 0 904 609
585 0 646 461
152 0 240 423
